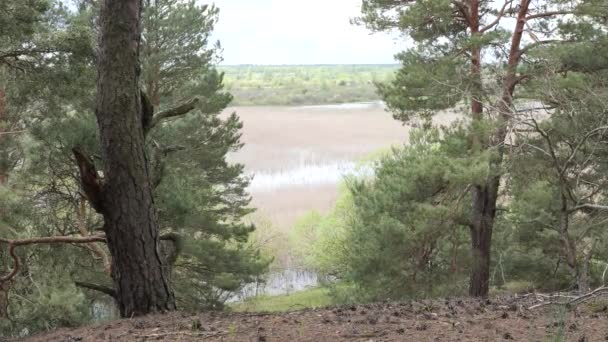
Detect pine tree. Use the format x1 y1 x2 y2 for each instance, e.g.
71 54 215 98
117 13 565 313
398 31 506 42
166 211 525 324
507 9 608 291
0 0 94 320
357 0 593 297
341 128 474 299
1 0 267 329
140 0 268 310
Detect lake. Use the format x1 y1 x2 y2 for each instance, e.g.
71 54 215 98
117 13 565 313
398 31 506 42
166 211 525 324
225 102 458 231
222 102 459 298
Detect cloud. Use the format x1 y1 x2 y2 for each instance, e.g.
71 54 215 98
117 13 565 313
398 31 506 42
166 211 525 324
209 0 404 65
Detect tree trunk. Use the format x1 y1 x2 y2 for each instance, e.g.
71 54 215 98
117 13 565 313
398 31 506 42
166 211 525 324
0 86 9 319
95 0 175 317
466 0 497 298
578 238 594 293
0 87 7 186
466 0 531 298
558 193 579 288
469 177 498 297
0 280 8 319
578 257 590 293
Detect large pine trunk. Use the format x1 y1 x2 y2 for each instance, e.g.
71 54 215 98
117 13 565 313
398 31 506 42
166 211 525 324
95 0 175 317
468 179 499 297
464 0 530 297
467 5 495 296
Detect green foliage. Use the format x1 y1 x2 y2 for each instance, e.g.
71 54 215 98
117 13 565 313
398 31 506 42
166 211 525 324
231 287 332 312
292 128 481 301
379 51 466 121
139 0 270 310
2 0 608 336
1 272 92 336
338 128 474 300
354 0 608 299
289 210 324 267
290 183 355 276
0 0 267 335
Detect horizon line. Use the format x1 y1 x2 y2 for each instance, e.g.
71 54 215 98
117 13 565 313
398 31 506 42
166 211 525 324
218 63 400 67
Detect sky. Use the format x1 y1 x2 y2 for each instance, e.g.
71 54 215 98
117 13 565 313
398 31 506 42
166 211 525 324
209 0 405 65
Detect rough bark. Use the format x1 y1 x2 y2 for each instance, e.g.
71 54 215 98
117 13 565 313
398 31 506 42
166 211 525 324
469 180 499 297
93 0 175 317
467 0 530 297
467 0 495 298
0 277 8 319
558 195 593 293
0 86 9 319
579 240 593 293
0 87 7 185
559 193 578 284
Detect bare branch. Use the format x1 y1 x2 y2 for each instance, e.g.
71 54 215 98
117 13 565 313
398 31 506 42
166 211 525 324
149 97 200 130
74 281 116 298
76 198 111 274
0 235 106 284
0 48 58 62
451 0 472 26
529 286 608 310
518 40 567 58
569 203 608 214
0 130 26 136
526 10 573 20
480 0 514 33
560 126 608 176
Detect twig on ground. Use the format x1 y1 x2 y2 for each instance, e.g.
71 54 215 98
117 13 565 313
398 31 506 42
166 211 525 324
528 286 608 310
134 331 227 339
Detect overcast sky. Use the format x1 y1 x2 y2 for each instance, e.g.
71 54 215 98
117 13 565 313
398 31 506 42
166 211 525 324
209 0 405 65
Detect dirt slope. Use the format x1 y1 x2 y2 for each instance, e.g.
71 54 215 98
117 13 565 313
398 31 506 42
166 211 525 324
22 297 608 341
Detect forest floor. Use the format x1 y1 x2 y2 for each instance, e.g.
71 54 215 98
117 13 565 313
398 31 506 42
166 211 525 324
22 295 608 341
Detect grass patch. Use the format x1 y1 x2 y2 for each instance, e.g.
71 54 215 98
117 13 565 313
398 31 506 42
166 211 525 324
490 280 535 296
230 287 333 312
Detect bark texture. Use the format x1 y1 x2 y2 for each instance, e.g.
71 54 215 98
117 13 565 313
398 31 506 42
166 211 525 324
466 0 530 297
94 0 175 317
0 86 9 319
0 87 7 186
466 0 495 298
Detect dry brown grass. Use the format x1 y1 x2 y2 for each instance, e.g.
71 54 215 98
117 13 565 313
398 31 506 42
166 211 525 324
224 104 460 234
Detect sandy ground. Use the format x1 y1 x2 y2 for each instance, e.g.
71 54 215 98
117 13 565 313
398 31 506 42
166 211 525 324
23 297 608 341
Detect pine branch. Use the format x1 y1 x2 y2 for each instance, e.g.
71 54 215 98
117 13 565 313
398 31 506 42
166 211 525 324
74 281 116 298
0 130 26 136
76 198 111 274
0 235 106 284
149 97 200 130
451 0 472 26
480 0 515 33
0 48 58 61
568 203 608 214
526 10 574 20
517 39 567 58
